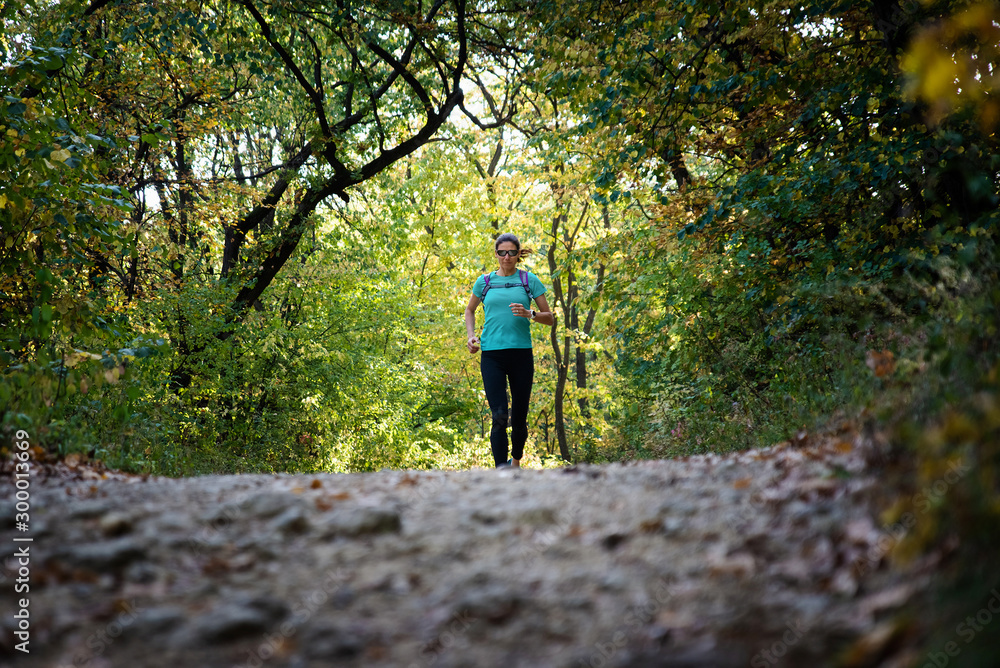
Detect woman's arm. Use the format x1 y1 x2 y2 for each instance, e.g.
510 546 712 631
509 294 555 327
465 295 482 353
532 295 556 327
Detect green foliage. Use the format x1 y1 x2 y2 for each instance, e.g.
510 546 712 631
1 44 133 356
2 0 519 474
530 0 999 461
3 0 997 550
0 38 145 453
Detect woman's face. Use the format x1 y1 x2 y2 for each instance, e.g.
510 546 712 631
496 241 519 273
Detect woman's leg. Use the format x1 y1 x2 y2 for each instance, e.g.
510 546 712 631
480 351 510 467
507 349 534 461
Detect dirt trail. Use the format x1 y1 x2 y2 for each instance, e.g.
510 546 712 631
1 432 930 668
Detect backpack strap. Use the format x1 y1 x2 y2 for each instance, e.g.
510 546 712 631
480 271 532 300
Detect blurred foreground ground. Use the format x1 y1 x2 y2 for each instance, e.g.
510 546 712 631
0 431 955 667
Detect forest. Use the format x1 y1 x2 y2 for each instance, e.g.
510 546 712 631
3 0 1000 661
2 0 998 546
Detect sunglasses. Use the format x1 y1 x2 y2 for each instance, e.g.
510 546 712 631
496 249 520 257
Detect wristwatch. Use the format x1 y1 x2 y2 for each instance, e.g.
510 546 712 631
530 309 536 320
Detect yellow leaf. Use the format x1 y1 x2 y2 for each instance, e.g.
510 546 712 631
51 148 71 162
955 2 995 30
921 52 961 101
0 194 6 209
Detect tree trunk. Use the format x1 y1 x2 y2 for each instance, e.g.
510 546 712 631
548 208 572 462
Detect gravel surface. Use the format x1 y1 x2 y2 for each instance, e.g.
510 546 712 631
1 431 929 668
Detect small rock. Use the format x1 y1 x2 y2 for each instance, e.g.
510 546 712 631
518 506 558 526
181 530 230 557
156 514 198 533
452 585 521 623
662 517 686 537
301 621 365 659
319 505 401 538
237 593 291 622
68 499 113 520
830 567 859 597
272 506 310 534
28 519 51 539
70 583 95 600
199 504 242 528
233 532 286 560
598 569 630 592
188 595 288 644
562 595 593 610
99 511 134 536
125 606 186 643
58 537 146 572
124 561 159 584
329 587 356 610
708 551 757 577
244 491 305 520
201 492 295 526
469 508 505 525
602 532 629 550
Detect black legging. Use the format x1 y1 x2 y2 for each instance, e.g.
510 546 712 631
480 348 534 467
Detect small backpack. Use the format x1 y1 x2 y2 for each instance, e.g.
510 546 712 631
481 269 531 300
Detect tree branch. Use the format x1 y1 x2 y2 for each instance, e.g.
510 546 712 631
240 0 333 139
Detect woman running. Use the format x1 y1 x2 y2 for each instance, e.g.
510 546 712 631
464 233 554 468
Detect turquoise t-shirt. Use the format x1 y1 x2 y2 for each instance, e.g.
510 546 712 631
472 270 547 350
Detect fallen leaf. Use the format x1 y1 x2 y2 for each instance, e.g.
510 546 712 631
314 491 351 511
835 440 853 454
708 551 756 577
865 350 896 377
639 519 663 532
858 582 918 617
797 478 838 495
840 620 908 667
829 568 859 596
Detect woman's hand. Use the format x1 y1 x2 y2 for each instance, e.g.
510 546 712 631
509 303 533 318
467 336 480 354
